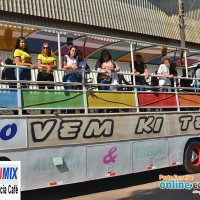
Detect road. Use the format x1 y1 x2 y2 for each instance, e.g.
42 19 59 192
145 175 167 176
22 166 200 200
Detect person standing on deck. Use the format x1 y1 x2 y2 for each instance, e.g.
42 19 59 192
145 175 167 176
134 54 149 91
14 37 37 88
76 50 90 90
95 50 120 90
62 46 79 90
169 62 178 90
157 56 173 92
37 43 57 89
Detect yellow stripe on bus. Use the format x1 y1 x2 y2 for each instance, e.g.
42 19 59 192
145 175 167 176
87 92 136 108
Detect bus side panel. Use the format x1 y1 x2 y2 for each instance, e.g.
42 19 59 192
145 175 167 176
0 118 27 150
168 135 200 167
132 139 168 173
0 146 87 191
86 142 131 180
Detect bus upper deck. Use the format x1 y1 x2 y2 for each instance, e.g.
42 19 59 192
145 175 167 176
0 21 200 116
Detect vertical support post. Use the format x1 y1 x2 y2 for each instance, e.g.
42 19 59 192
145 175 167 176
57 32 62 91
130 42 135 86
174 77 180 111
178 0 185 48
130 42 139 112
57 32 62 69
82 69 88 114
16 67 22 115
184 50 188 78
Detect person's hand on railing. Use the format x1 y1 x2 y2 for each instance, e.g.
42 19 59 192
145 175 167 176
103 68 109 73
46 65 54 74
135 72 141 76
30 64 38 69
71 64 78 70
163 74 169 79
102 68 113 78
145 74 149 79
110 67 116 73
86 68 90 74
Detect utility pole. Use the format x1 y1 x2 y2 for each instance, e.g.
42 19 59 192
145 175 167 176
178 0 185 48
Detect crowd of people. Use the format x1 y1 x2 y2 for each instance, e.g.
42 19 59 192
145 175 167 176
1 36 200 93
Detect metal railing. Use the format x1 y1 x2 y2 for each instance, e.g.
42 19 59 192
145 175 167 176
0 64 199 115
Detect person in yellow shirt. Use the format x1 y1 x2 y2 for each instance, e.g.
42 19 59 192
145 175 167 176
37 43 57 89
14 37 37 88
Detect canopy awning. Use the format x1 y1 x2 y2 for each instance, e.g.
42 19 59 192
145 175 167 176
0 23 39 51
0 22 199 67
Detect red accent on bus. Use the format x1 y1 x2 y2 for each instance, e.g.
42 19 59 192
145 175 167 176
147 167 152 170
138 93 177 107
0 168 2 179
50 182 57 186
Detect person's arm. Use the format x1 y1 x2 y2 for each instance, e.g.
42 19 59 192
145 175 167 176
134 68 141 76
15 57 37 69
95 60 101 71
62 56 77 70
47 60 57 73
86 63 90 73
157 72 169 78
114 61 120 72
144 68 149 79
63 62 77 70
157 65 168 79
1 69 5 80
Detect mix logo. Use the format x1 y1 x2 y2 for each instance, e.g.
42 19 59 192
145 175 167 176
0 167 18 179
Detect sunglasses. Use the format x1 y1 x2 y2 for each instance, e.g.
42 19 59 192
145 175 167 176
77 53 82 55
43 47 49 49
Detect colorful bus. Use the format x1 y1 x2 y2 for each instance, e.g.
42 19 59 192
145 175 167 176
0 21 200 191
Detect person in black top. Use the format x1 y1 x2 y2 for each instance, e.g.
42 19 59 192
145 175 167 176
1 58 17 88
180 69 192 92
169 63 178 89
151 70 159 91
132 54 149 91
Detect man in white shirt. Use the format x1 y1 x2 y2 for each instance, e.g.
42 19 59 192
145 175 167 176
157 56 173 92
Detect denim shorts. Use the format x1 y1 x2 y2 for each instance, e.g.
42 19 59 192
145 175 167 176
63 74 78 90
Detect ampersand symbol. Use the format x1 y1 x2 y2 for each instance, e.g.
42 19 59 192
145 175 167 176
103 147 117 164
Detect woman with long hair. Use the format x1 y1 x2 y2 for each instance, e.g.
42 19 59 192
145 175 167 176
62 46 79 89
14 37 37 87
95 50 120 90
37 43 57 89
76 49 90 89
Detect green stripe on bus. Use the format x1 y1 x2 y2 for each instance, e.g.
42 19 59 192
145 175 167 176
21 91 84 108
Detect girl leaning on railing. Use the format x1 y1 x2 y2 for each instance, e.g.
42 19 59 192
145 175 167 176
14 37 38 88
